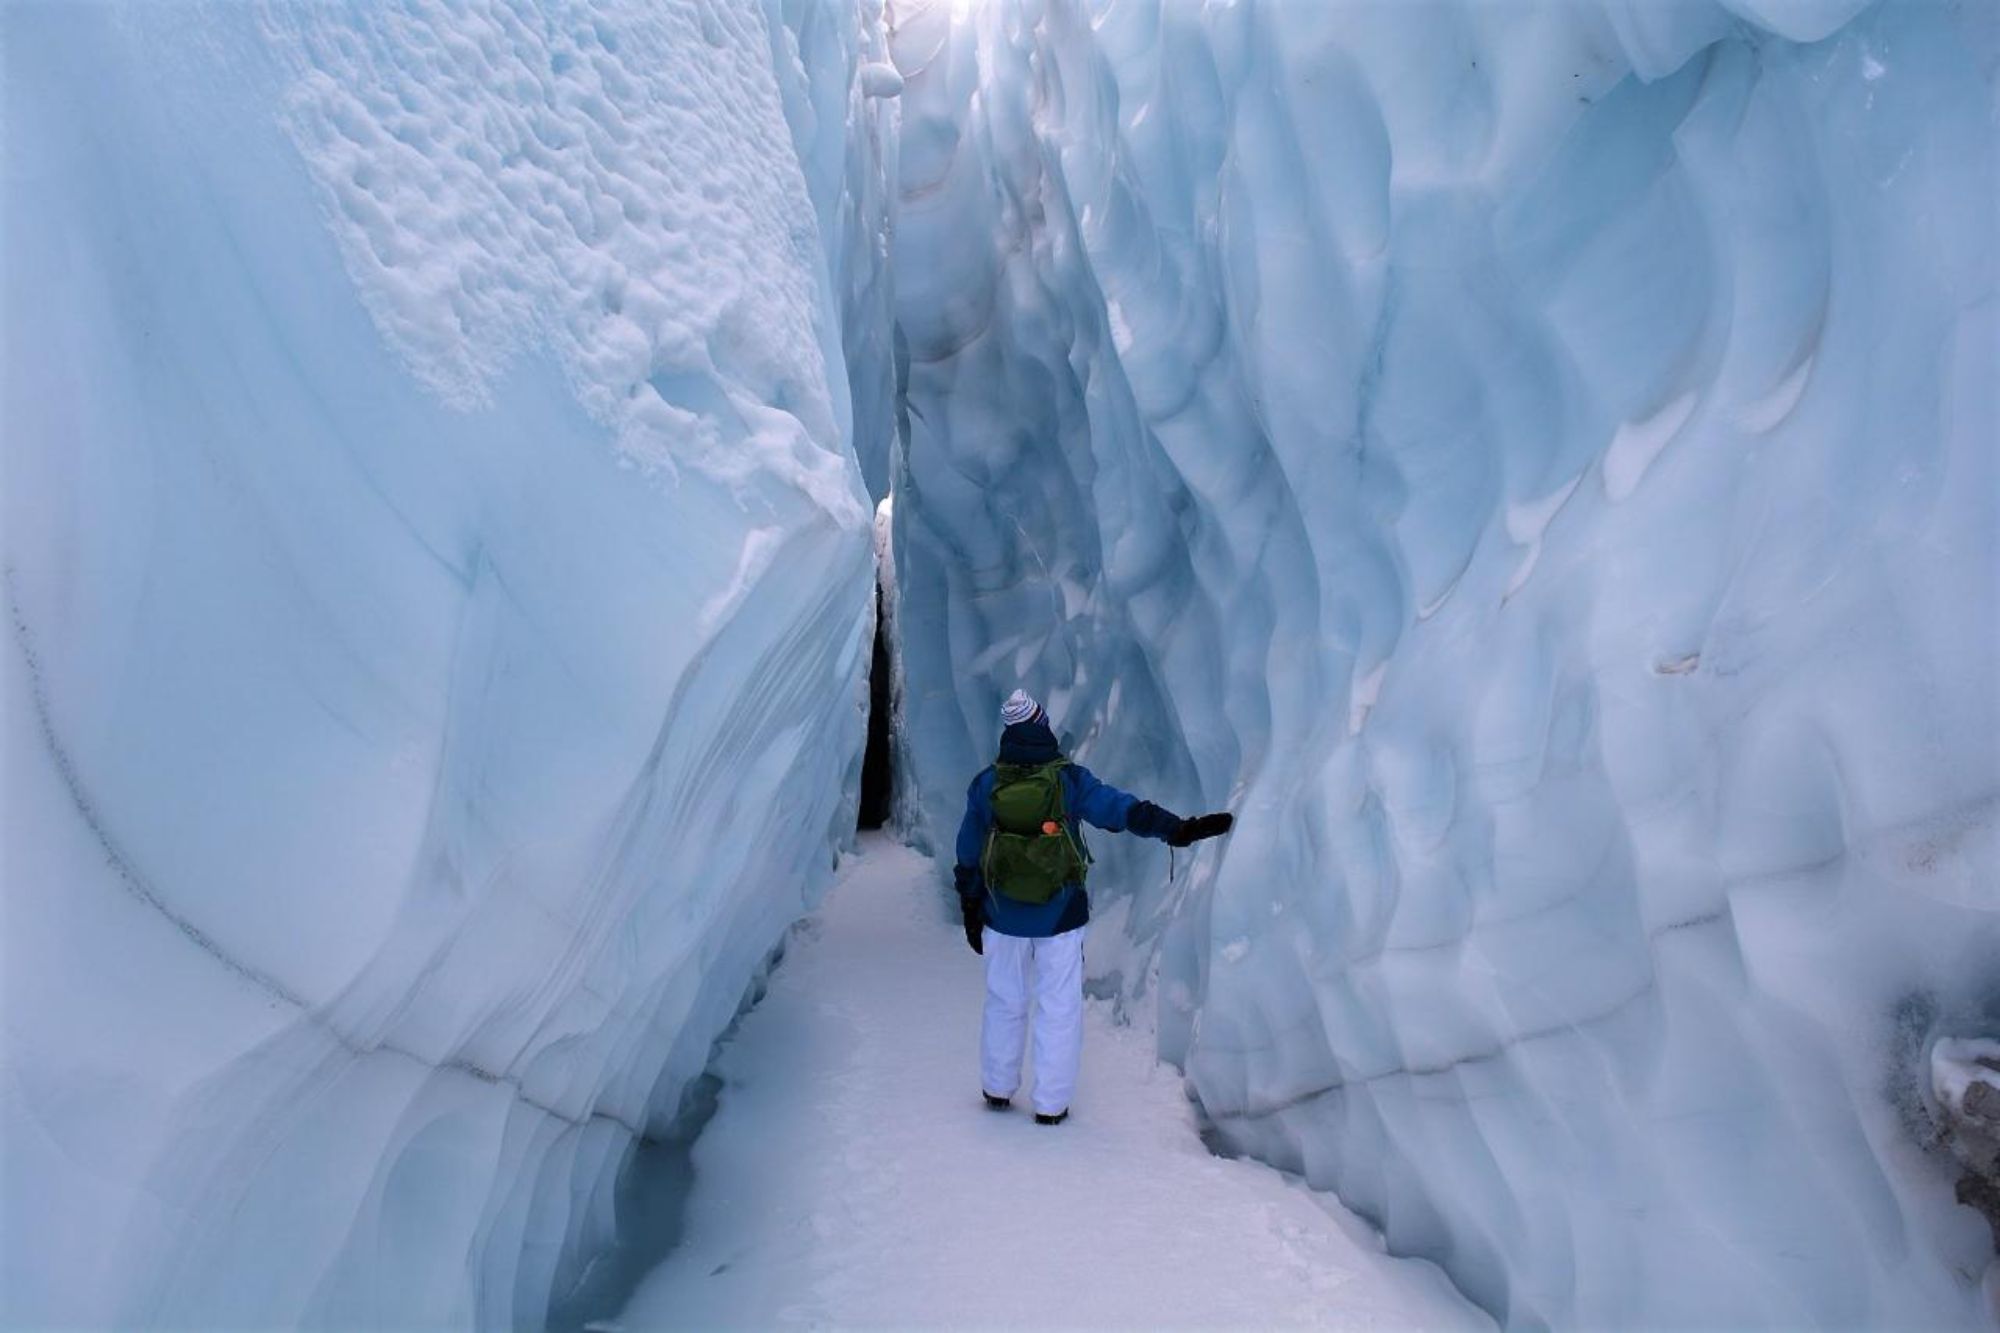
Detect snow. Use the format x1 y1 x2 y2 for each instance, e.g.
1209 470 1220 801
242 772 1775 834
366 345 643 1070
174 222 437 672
700 527 787 633
611 838 1489 1331
1601 391 1698 502
267 0 861 524
1501 473 1584 599
884 0 1999 1327
1734 352 1817 434
859 62 906 99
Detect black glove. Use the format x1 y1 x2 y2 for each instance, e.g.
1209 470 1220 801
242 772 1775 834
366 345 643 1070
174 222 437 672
1127 799 1182 841
961 894 984 955
1168 811 1234 847
954 864 984 955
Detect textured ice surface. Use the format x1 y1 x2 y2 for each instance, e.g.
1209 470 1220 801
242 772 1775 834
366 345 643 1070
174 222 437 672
886 0 1999 1325
9 0 1998 1325
2 1 892 1326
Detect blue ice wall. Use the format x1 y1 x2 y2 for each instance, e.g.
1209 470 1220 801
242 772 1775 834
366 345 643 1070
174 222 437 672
2 2 894 1325
885 0 1998 1324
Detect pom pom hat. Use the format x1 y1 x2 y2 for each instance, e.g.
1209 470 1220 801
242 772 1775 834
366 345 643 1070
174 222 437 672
1000 689 1045 727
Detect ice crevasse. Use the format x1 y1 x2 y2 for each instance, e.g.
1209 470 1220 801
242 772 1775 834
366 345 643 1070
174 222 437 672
884 0 1998 1327
3 0 1997 1330
4 1 896 1326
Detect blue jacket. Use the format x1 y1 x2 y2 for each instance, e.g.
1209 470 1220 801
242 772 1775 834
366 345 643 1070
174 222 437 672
955 719 1179 937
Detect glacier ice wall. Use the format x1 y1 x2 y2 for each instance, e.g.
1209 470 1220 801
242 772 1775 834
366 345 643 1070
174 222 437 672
886 0 1999 1324
2 1 893 1326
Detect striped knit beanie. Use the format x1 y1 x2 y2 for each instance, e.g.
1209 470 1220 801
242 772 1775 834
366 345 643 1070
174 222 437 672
1000 689 1044 727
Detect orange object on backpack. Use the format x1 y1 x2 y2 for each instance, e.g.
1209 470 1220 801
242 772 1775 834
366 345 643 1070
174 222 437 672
1042 820 1061 836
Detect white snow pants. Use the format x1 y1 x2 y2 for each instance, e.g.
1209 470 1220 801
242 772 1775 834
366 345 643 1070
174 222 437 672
980 925 1086 1116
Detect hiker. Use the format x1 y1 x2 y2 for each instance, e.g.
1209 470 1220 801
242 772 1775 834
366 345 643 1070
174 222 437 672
954 689 1233 1124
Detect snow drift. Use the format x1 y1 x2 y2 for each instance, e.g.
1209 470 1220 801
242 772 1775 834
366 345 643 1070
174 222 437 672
885 0 1998 1325
2 1 894 1325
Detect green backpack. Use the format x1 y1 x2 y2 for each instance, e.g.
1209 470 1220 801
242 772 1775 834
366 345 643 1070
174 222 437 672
981 760 1089 904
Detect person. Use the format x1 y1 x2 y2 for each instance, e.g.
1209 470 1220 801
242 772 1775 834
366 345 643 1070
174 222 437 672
954 689 1233 1124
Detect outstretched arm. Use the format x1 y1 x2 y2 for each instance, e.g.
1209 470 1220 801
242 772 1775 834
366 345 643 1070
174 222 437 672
1067 764 1233 845
1066 764 1176 838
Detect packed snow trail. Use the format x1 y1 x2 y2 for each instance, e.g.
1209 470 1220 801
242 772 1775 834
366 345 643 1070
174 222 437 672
611 836 1489 1330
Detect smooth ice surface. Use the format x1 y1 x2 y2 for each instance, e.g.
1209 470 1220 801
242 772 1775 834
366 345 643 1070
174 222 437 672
3 1 893 1326
885 0 1999 1325
615 836 1491 1331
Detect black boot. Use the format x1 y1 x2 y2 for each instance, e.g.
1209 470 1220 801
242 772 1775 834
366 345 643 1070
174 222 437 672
1034 1109 1068 1126
982 1091 1011 1111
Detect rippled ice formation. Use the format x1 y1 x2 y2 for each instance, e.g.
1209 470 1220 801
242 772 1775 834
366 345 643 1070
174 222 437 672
3 1 893 1325
886 0 1998 1324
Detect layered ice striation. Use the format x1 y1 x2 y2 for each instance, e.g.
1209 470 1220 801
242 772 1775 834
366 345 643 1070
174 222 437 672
2 1 893 1326
886 0 1999 1324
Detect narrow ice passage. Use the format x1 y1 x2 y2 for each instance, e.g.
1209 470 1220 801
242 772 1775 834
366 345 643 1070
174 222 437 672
6 0 1997 1326
610 838 1488 1330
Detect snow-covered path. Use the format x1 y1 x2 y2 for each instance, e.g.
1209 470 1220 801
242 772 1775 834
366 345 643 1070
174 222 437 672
613 836 1489 1330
